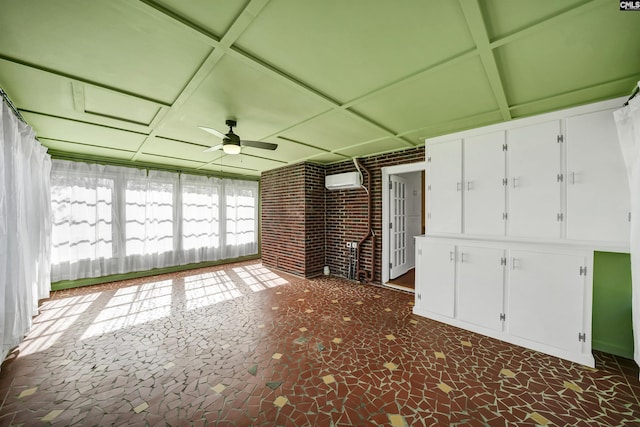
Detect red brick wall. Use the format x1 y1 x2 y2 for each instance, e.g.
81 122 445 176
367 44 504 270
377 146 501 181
261 147 424 282
324 147 425 283
261 162 325 277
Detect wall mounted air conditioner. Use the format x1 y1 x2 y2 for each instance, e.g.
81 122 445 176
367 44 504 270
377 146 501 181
325 171 362 190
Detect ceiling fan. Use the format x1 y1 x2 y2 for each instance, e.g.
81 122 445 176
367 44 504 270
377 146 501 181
199 119 278 155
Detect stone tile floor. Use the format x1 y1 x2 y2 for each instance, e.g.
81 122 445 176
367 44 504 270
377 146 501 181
0 260 639 426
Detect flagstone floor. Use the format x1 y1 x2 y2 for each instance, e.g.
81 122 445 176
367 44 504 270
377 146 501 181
0 260 638 426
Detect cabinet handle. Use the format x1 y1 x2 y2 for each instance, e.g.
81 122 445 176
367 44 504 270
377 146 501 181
460 252 465 263
569 172 575 184
512 177 518 188
456 181 462 192
467 181 472 191
511 257 518 270
449 251 455 262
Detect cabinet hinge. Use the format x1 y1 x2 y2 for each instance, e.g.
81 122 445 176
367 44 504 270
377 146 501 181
556 173 563 183
579 266 587 276
389 180 392 190
427 156 431 163
499 313 506 321
578 332 586 342
500 257 507 266
427 212 431 219
502 178 508 186
389 222 393 229
389 262 393 269
418 249 422 256
502 143 508 151
557 213 564 222
502 212 508 221
427 184 431 191
557 134 564 143
417 293 421 300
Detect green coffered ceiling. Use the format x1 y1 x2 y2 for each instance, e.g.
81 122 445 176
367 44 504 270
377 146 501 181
1 0 639 177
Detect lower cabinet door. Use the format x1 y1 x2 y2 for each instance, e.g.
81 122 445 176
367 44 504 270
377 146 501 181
457 246 505 332
419 240 456 318
507 250 586 354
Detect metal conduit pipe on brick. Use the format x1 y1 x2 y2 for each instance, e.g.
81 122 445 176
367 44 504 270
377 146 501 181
354 158 375 283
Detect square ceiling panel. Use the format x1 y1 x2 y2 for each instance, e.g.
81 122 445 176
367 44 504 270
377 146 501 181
351 56 499 133
149 0 247 37
235 0 475 102
83 85 160 126
279 110 392 152
481 0 585 41
0 0 211 103
157 54 330 145
22 112 147 152
136 154 205 170
494 3 640 109
336 138 410 159
142 137 221 162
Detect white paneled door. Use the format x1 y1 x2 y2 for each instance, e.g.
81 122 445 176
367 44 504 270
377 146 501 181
428 139 462 234
566 109 631 243
464 131 507 236
508 121 562 239
390 174 408 279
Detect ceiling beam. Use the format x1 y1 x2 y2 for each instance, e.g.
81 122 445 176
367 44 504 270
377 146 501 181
459 0 511 121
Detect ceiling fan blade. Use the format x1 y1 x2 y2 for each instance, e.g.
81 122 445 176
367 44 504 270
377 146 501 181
240 140 278 150
203 144 223 152
198 126 226 139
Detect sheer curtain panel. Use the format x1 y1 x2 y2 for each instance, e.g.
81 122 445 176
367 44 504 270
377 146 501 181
0 101 52 363
50 161 259 282
614 83 640 375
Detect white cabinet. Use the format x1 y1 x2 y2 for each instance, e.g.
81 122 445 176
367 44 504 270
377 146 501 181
508 249 589 356
463 132 506 236
507 120 562 239
414 236 594 366
415 238 455 318
457 246 505 332
566 110 631 243
427 139 461 234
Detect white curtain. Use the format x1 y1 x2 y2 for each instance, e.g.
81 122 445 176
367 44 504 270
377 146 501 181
614 83 640 372
0 101 52 362
50 160 258 282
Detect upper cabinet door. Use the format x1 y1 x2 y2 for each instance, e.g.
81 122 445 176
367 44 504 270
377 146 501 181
507 121 562 239
464 131 506 236
566 110 631 244
427 139 462 234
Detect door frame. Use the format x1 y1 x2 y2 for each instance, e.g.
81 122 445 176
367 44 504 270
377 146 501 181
381 161 426 285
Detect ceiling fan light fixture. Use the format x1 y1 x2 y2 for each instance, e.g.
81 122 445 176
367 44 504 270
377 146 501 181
223 143 241 155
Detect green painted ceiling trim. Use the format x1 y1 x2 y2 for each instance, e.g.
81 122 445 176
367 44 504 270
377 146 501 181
488 0 607 48
0 54 171 107
459 0 511 121
48 150 260 181
134 0 223 47
276 135 349 158
51 253 261 291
